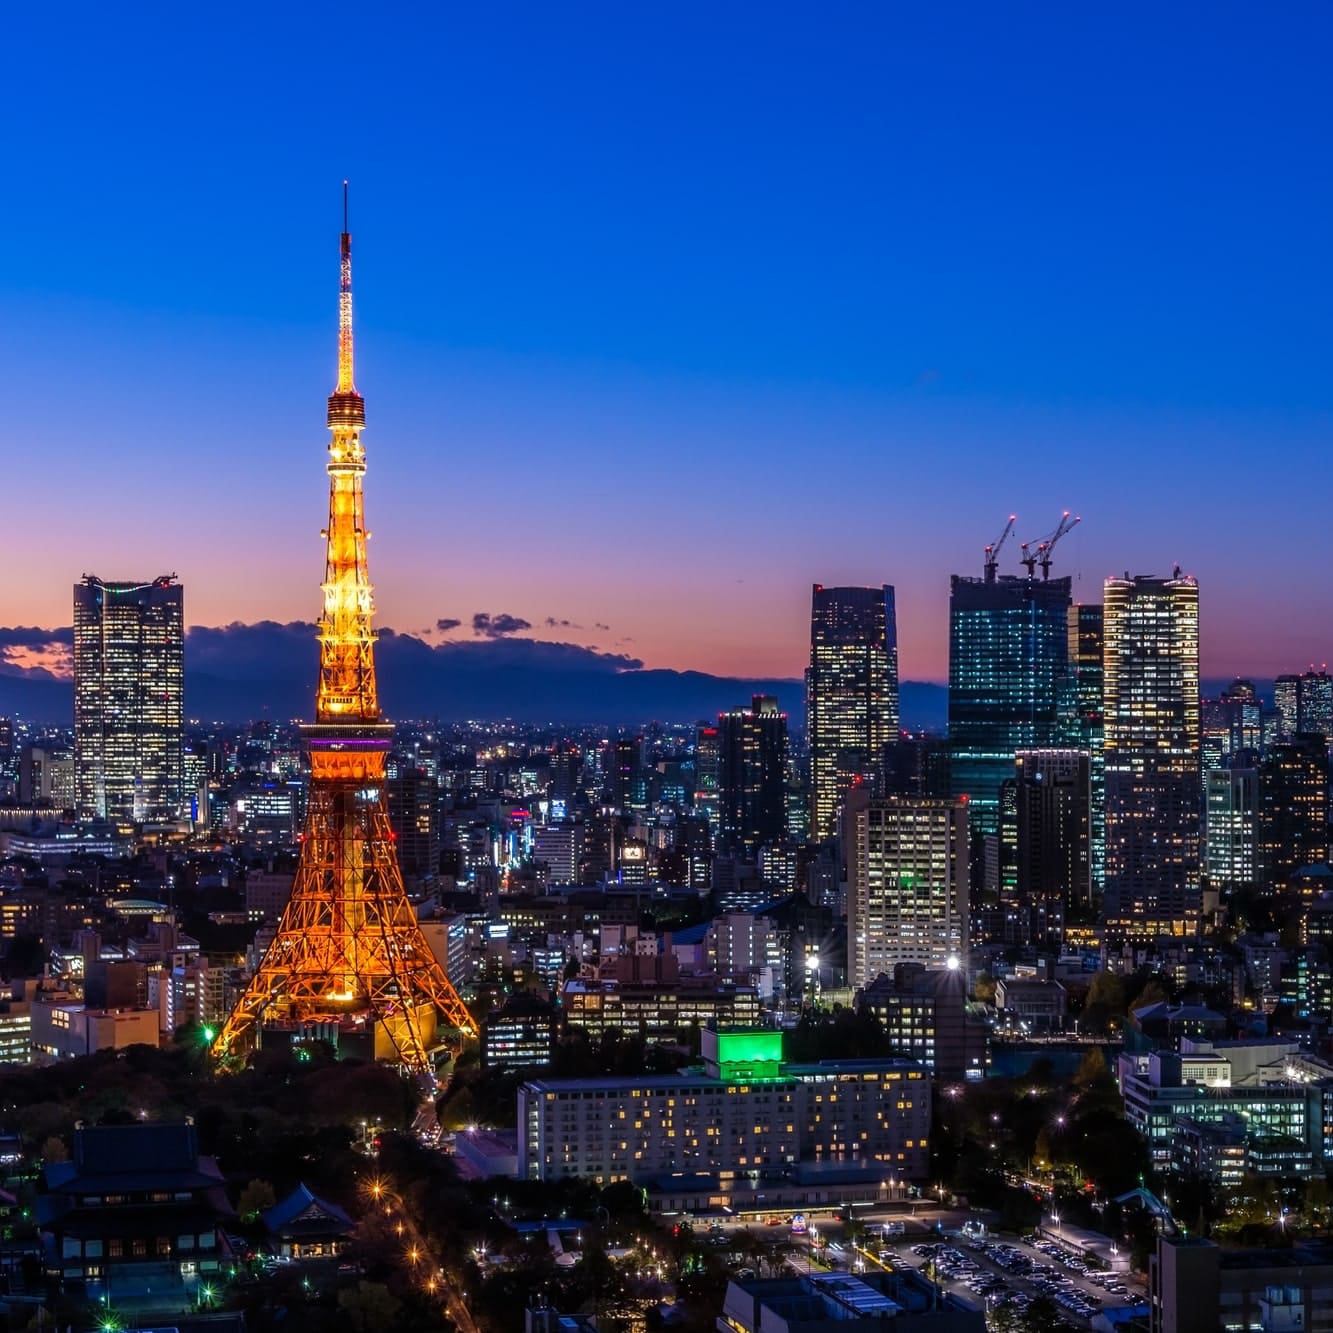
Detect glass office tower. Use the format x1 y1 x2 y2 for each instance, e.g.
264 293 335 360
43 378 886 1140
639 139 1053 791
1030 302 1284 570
1065 603 1105 894
73 575 185 822
807 584 899 842
948 574 1072 836
1102 571 1201 940
717 695 789 860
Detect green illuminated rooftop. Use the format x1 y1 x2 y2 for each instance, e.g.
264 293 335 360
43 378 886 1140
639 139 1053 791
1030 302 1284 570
702 1027 785 1080
716 1029 783 1066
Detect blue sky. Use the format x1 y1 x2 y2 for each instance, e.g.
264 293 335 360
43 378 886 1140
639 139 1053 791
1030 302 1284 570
2 4 1330 679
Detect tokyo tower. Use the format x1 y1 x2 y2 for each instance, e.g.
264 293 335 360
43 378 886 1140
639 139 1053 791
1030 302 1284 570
213 188 475 1072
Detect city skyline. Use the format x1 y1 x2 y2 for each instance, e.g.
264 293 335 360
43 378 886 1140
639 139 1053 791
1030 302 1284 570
4 9 1333 685
6 11 1333 1329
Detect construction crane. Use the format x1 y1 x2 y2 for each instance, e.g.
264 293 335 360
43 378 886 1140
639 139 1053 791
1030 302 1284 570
983 515 1016 583
1038 512 1080 579
1020 511 1082 578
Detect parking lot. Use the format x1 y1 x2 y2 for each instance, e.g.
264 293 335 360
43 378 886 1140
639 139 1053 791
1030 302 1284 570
676 1210 1147 1328
879 1233 1142 1326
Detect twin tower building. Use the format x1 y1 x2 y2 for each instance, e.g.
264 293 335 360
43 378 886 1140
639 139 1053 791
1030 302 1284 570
815 567 1202 991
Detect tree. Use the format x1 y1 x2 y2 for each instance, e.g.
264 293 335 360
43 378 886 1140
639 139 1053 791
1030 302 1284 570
40 1135 68 1164
1074 1046 1110 1087
4 933 47 978
1305 1174 1332 1229
438 1085 476 1131
602 1180 645 1220
236 1178 277 1223
1128 978 1169 1014
1032 1129 1054 1174
1085 971 1126 1013
1080 971 1128 1035
974 972 997 1004
337 1280 402 1333
1220 1172 1281 1231
1022 1295 1064 1332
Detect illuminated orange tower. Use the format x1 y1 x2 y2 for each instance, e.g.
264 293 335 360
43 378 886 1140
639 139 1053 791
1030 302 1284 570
214 188 475 1072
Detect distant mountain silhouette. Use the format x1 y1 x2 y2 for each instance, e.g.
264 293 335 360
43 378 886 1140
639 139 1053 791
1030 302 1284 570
0 621 950 729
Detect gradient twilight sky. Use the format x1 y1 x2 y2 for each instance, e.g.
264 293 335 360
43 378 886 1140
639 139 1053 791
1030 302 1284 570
3 5 1331 683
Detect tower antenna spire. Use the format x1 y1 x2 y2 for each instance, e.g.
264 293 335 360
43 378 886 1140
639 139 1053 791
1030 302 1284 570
333 181 358 399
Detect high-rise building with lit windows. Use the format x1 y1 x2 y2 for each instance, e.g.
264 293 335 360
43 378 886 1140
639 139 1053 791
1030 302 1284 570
1204 767 1259 896
948 574 1072 838
1065 603 1105 892
693 722 721 835
845 787 969 987
1203 680 1262 771
807 584 898 842
1275 670 1333 743
1300 671 1333 740
386 766 438 883
716 695 788 859
1275 675 1300 743
73 575 184 822
606 736 644 812
1014 748 1091 919
1259 737 1329 890
1102 572 1201 940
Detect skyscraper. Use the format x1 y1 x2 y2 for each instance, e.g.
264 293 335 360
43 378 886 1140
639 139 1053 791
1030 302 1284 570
1259 737 1330 891
693 722 721 835
845 787 969 985
1202 680 1262 768
1013 748 1092 920
73 574 184 822
807 584 899 842
1204 767 1259 896
1298 670 1333 740
716 695 789 860
386 765 439 885
948 573 1072 836
1102 572 1202 940
1275 669 1333 743
1274 675 1301 743
1065 603 1105 892
605 736 643 812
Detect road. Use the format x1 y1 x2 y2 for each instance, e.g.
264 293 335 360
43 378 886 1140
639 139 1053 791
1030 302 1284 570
371 1179 480 1333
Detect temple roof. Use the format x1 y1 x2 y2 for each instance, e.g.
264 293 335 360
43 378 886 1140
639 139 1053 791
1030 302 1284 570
262 1183 354 1238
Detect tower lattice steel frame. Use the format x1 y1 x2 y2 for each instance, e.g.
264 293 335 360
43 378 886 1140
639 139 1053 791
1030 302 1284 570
214 189 475 1071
